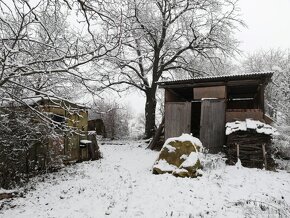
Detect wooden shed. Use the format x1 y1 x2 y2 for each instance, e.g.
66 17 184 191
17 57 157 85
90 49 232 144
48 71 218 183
158 72 274 153
19 96 93 163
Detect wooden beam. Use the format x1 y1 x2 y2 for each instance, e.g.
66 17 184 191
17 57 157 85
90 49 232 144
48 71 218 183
262 143 267 169
236 143 240 162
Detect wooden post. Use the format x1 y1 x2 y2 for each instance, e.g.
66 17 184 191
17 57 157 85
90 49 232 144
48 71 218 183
262 143 267 169
236 143 240 162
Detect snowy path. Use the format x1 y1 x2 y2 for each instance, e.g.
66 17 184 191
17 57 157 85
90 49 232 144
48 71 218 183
1 141 290 218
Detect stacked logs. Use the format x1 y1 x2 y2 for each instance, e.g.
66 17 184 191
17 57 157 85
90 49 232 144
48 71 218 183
226 130 276 170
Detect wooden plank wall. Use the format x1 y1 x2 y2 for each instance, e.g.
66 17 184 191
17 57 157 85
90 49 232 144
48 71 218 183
200 99 226 153
193 86 226 99
165 102 191 140
226 109 264 122
165 89 182 102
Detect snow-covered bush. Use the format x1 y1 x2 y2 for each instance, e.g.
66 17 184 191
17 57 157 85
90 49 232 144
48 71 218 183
0 108 62 189
272 126 290 171
90 100 130 139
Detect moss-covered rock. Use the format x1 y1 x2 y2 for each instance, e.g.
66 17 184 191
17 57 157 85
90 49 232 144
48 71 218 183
153 134 203 178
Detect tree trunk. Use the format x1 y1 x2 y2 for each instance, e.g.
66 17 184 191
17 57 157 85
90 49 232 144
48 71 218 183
144 88 157 139
147 116 165 150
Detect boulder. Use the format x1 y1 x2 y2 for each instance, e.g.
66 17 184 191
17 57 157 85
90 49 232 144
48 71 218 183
152 134 203 178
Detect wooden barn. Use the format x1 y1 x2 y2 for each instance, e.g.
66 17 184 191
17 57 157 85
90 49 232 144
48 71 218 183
157 72 274 154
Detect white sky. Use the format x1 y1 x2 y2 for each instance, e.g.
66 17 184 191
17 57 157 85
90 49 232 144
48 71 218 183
236 0 290 54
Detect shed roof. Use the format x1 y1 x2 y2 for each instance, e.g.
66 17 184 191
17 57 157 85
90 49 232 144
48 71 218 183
158 72 274 88
23 96 89 109
1 95 88 109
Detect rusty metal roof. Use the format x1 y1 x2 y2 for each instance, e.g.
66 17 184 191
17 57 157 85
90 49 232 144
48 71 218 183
157 72 274 87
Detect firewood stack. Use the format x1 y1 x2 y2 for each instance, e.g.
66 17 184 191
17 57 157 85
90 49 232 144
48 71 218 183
225 119 278 170
226 131 276 169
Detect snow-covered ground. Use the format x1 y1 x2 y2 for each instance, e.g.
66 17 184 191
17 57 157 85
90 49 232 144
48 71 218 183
1 140 290 218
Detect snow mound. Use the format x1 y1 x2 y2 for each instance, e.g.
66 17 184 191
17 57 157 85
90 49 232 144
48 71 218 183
226 119 279 136
164 133 203 150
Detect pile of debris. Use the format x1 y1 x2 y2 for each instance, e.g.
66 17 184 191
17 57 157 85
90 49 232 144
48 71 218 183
226 119 278 170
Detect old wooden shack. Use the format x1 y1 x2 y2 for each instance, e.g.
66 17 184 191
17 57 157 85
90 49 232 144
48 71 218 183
0 96 102 188
25 96 91 163
158 72 274 153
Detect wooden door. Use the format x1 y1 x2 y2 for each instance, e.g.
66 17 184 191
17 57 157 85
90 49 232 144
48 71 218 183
165 102 191 140
200 99 225 153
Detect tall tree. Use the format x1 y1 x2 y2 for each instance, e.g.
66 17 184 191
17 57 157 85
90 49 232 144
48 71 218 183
92 0 244 138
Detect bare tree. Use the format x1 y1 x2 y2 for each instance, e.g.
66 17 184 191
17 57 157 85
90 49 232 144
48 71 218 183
92 0 244 138
242 48 290 125
0 0 118 188
89 99 130 139
0 0 118 103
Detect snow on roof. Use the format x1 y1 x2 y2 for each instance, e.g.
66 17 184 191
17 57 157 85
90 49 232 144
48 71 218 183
226 119 279 136
1 95 88 109
158 72 274 86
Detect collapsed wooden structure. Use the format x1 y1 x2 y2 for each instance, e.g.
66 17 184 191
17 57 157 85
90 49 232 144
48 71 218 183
156 72 276 168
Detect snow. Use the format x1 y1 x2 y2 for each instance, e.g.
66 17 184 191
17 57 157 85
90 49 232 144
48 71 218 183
153 159 177 172
164 133 203 149
173 168 188 174
180 154 188 160
235 159 243 170
201 98 218 100
180 152 199 168
163 144 176 153
1 140 290 217
80 140 92 144
225 121 247 135
226 119 279 136
0 189 17 194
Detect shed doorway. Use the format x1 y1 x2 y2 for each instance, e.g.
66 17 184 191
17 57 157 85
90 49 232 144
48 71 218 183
191 102 201 138
200 99 226 153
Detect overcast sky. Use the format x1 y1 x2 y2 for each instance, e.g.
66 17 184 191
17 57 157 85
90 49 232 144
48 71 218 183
236 0 290 54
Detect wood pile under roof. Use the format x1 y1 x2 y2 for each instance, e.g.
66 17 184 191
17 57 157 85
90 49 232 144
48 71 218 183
225 119 278 170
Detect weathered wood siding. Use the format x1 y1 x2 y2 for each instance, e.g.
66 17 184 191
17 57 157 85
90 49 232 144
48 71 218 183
226 109 264 122
200 99 226 153
193 86 226 99
165 89 182 102
165 102 191 140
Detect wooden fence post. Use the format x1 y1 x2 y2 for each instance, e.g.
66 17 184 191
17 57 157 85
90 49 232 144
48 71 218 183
236 143 240 162
262 143 267 169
